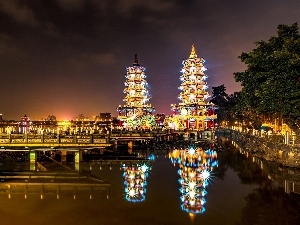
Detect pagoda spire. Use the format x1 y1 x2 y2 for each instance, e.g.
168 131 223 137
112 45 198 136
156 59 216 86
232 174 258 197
189 44 197 59
133 53 139 66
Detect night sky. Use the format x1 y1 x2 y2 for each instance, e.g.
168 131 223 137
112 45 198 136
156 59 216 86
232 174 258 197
0 0 299 120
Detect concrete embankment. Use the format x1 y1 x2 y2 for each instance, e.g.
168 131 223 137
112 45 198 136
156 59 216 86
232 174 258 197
217 129 300 169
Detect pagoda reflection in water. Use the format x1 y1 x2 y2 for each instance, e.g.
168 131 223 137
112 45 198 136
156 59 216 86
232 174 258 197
122 161 151 202
169 146 218 214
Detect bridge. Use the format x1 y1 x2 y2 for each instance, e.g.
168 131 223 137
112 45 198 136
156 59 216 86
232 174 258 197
0 133 111 148
0 130 214 166
0 130 215 149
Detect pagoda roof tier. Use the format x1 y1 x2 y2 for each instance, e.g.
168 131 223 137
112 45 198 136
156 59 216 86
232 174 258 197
171 103 216 109
117 105 155 111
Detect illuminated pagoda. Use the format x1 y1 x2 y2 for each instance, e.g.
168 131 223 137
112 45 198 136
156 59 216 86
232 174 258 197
168 45 217 130
169 146 218 215
117 54 156 129
122 161 151 202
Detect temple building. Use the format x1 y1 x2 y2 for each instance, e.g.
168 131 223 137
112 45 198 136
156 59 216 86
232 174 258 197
116 54 156 130
167 45 217 130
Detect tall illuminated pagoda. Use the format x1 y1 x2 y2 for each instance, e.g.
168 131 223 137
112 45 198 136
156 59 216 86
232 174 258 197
117 54 156 129
169 45 217 130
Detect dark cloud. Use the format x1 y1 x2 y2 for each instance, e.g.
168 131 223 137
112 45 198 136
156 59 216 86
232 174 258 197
0 0 38 26
56 0 85 11
0 0 299 120
0 33 23 59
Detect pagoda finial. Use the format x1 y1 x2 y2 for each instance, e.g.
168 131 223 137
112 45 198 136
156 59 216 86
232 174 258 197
189 44 197 58
133 53 139 66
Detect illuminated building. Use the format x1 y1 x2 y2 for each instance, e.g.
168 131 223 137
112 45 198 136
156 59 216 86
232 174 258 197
75 114 90 121
0 114 7 133
155 113 166 127
18 114 31 133
44 115 57 121
168 45 217 130
122 161 151 202
116 54 156 129
169 146 218 214
94 113 112 130
99 113 111 120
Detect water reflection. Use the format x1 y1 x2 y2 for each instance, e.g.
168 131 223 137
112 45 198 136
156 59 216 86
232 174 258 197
122 161 151 202
1 142 300 225
169 146 218 214
0 172 111 200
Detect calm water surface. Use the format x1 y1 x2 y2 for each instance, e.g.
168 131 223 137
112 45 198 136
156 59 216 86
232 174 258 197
0 142 300 225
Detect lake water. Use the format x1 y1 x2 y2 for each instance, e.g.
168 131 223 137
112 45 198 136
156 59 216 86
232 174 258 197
0 139 300 225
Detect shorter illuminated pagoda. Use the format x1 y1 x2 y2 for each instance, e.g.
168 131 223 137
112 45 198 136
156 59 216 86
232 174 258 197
167 45 217 130
117 54 156 129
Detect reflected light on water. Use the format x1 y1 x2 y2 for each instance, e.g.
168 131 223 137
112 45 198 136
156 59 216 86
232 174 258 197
169 146 218 215
122 161 151 202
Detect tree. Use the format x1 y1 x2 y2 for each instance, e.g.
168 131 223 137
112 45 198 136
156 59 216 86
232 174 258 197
234 23 300 131
210 85 228 124
210 85 241 126
228 91 244 126
210 85 228 107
